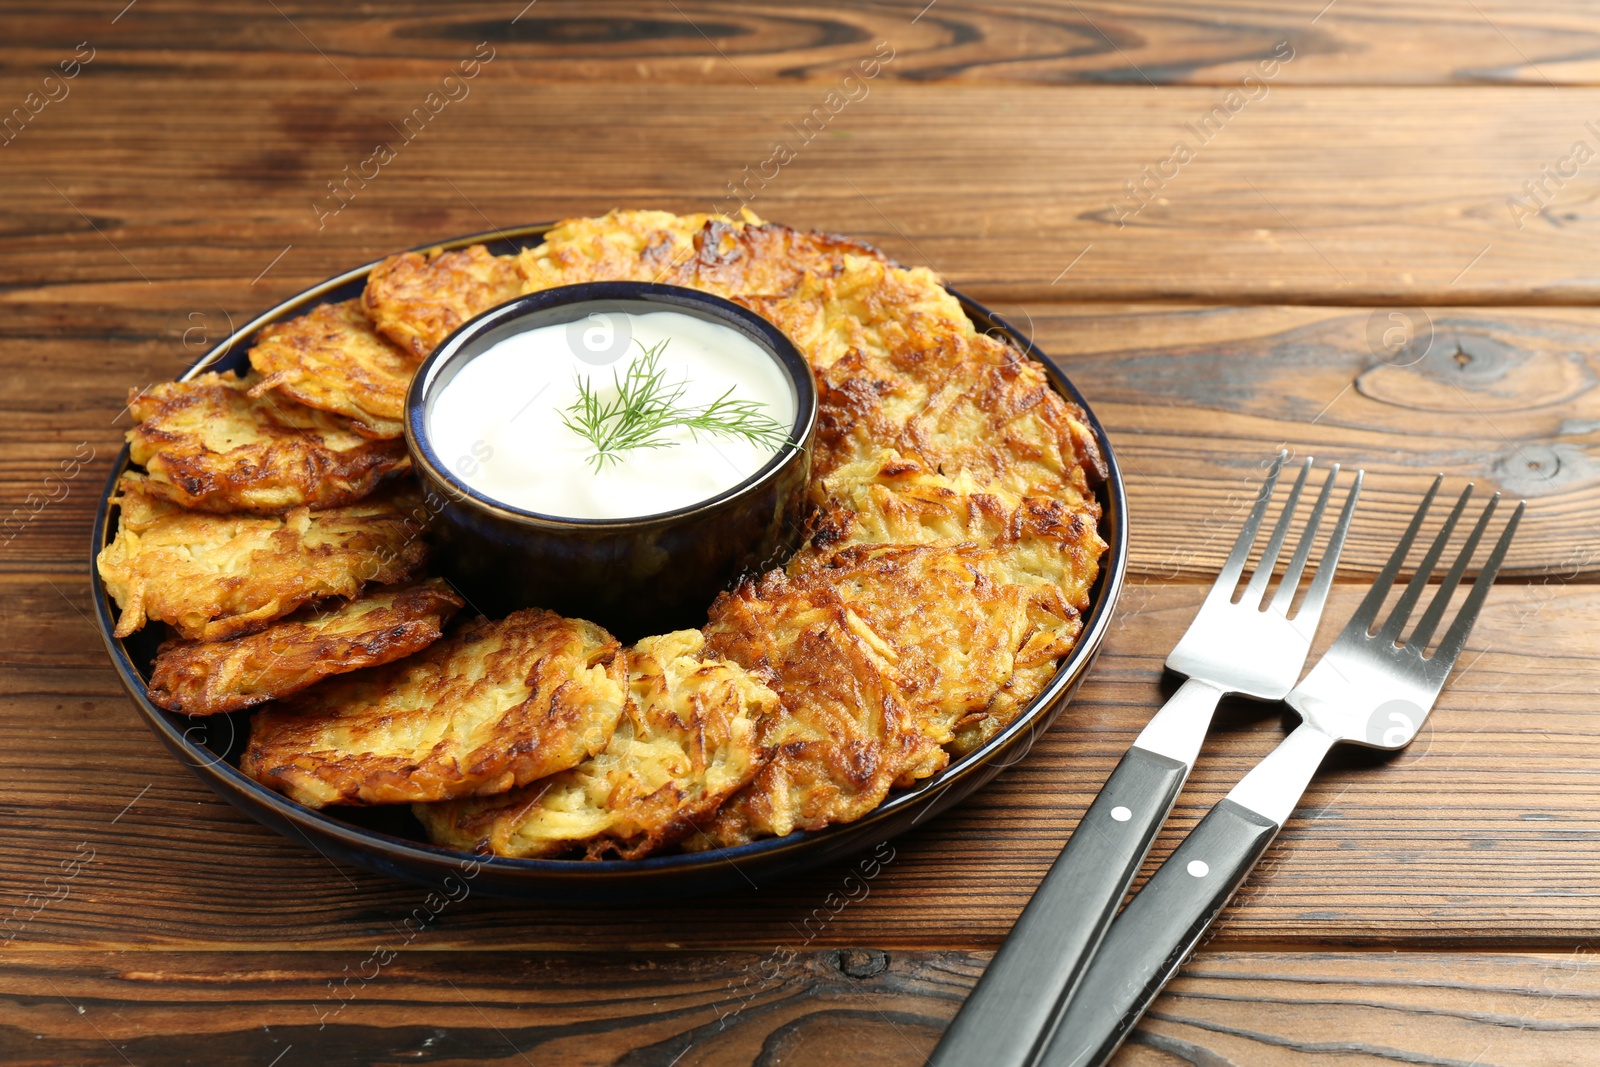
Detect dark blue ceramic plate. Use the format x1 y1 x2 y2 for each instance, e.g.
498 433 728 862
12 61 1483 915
91 224 1129 901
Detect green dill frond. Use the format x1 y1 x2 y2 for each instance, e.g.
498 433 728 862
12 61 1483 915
559 338 791 471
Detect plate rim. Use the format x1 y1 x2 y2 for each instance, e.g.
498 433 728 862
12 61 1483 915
89 222 1130 880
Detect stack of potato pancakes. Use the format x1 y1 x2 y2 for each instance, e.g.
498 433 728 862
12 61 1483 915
99 210 1107 859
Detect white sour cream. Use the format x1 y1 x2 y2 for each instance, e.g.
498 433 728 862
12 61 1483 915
428 310 796 520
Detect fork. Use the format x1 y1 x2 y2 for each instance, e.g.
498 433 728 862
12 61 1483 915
1035 479 1524 1067
926 452 1362 1067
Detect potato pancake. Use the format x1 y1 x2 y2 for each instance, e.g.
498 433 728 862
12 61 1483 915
696 445 1105 847
738 254 974 378
126 371 408 513
414 629 776 859
695 567 944 847
812 353 1102 508
247 299 416 438
806 448 1019 551
362 244 522 358
514 209 885 298
514 209 713 290
807 448 1103 604
898 357 1105 505
242 608 627 808
147 579 464 716
748 255 1107 505
802 450 1104 752
97 474 430 640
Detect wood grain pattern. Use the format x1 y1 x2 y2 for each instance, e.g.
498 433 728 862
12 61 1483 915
4 80 1600 305
2 949 1595 1066
5 572 1595 952
1032 303 1600 580
6 2 1600 1060
10 1 1600 87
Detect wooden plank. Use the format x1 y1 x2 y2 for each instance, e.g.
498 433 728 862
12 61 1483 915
3 81 1600 304
1027 302 1600 581
7 303 1595 579
0 948 1595 1066
4 574 1595 952
9 1 1600 87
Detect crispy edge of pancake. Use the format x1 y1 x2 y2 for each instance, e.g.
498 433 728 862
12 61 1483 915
247 299 416 439
126 370 409 513
948 660 1061 757
146 578 465 716
241 608 628 808
96 473 431 640
413 629 777 859
362 244 523 358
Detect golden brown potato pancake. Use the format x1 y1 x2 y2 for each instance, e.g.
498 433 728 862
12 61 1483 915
802 450 1104 752
126 371 408 513
362 244 522 358
897 357 1105 506
514 209 885 298
696 563 945 848
807 449 1103 605
696 448 1105 847
805 448 1020 552
247 299 416 438
738 254 974 379
414 629 777 859
746 255 1107 505
147 579 464 716
97 473 430 641
242 608 627 809
514 209 712 290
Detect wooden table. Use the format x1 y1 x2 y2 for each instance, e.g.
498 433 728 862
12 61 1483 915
4 2 1599 1063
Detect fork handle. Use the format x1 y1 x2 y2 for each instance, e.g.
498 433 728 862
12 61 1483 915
1032 799 1282 1067
924 746 1188 1067
1033 723 1338 1067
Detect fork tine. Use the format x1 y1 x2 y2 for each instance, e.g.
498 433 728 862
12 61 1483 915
1377 484 1474 643
1408 493 1498 651
1430 500 1524 666
1294 468 1363 627
1239 458 1313 608
1271 463 1339 614
1341 474 1443 637
1214 450 1288 596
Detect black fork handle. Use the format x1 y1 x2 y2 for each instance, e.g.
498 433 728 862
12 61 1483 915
1033 800 1282 1067
925 746 1188 1067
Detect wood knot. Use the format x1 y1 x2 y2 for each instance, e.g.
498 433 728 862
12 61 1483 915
1492 442 1597 496
836 947 888 979
1356 321 1595 415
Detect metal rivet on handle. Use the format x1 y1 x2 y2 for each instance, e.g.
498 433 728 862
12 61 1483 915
1187 860 1210 878
1110 806 1132 822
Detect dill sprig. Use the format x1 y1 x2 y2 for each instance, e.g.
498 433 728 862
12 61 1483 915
559 338 792 471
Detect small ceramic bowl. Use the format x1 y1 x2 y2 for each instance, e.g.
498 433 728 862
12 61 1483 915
405 282 818 640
